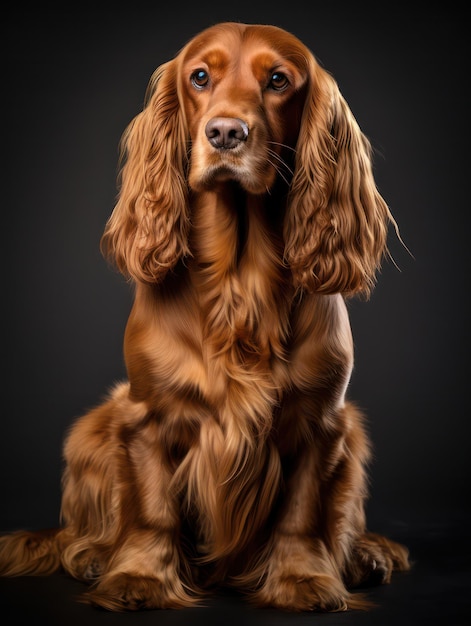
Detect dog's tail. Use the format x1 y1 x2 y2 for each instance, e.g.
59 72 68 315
0 528 61 576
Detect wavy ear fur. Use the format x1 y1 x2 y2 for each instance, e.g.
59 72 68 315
284 55 392 297
101 60 190 284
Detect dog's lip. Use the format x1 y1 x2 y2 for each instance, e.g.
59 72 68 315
190 162 269 194
208 163 241 177
196 164 245 188
201 154 249 178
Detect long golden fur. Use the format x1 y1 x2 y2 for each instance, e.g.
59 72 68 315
0 22 410 611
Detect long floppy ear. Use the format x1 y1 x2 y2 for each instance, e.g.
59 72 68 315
284 56 392 297
101 59 190 284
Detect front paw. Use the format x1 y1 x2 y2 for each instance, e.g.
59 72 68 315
84 572 198 611
254 571 350 612
250 537 355 612
346 532 411 587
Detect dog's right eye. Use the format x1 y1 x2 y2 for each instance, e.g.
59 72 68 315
268 71 290 92
191 69 210 89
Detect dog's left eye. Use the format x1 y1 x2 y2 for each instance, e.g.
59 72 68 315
191 69 210 89
268 72 289 91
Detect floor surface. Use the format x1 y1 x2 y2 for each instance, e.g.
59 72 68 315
1 513 469 626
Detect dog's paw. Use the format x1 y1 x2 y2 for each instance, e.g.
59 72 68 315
247 535 363 612
346 532 411 587
84 572 198 611
253 572 353 612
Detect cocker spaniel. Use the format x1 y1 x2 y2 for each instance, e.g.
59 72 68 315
0 22 410 612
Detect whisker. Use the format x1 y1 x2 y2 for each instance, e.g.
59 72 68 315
266 157 291 187
267 140 297 154
266 149 295 177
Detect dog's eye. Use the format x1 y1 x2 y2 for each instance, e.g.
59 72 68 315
191 69 210 89
268 72 289 91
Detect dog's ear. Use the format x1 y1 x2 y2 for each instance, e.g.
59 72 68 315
284 56 392 297
101 60 190 284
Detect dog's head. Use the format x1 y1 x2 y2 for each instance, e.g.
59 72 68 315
102 22 392 296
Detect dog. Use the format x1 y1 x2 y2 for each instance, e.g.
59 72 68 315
0 22 410 611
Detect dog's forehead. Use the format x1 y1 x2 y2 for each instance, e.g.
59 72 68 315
181 22 310 71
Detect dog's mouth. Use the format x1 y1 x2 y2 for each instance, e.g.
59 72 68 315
189 156 276 195
201 166 270 194
205 164 249 186
206 164 240 182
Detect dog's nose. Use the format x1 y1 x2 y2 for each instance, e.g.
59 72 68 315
205 117 249 149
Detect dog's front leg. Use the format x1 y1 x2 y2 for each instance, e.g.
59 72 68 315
252 431 353 612
79 403 198 611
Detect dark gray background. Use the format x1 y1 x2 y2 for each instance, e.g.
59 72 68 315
1 3 469 625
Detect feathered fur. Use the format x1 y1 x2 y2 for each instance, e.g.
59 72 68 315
0 22 409 612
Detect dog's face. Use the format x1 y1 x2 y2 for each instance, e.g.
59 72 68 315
178 23 310 194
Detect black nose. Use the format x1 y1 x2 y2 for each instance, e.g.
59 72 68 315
205 117 249 149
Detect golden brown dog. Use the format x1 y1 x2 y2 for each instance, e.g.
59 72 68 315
0 22 409 611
